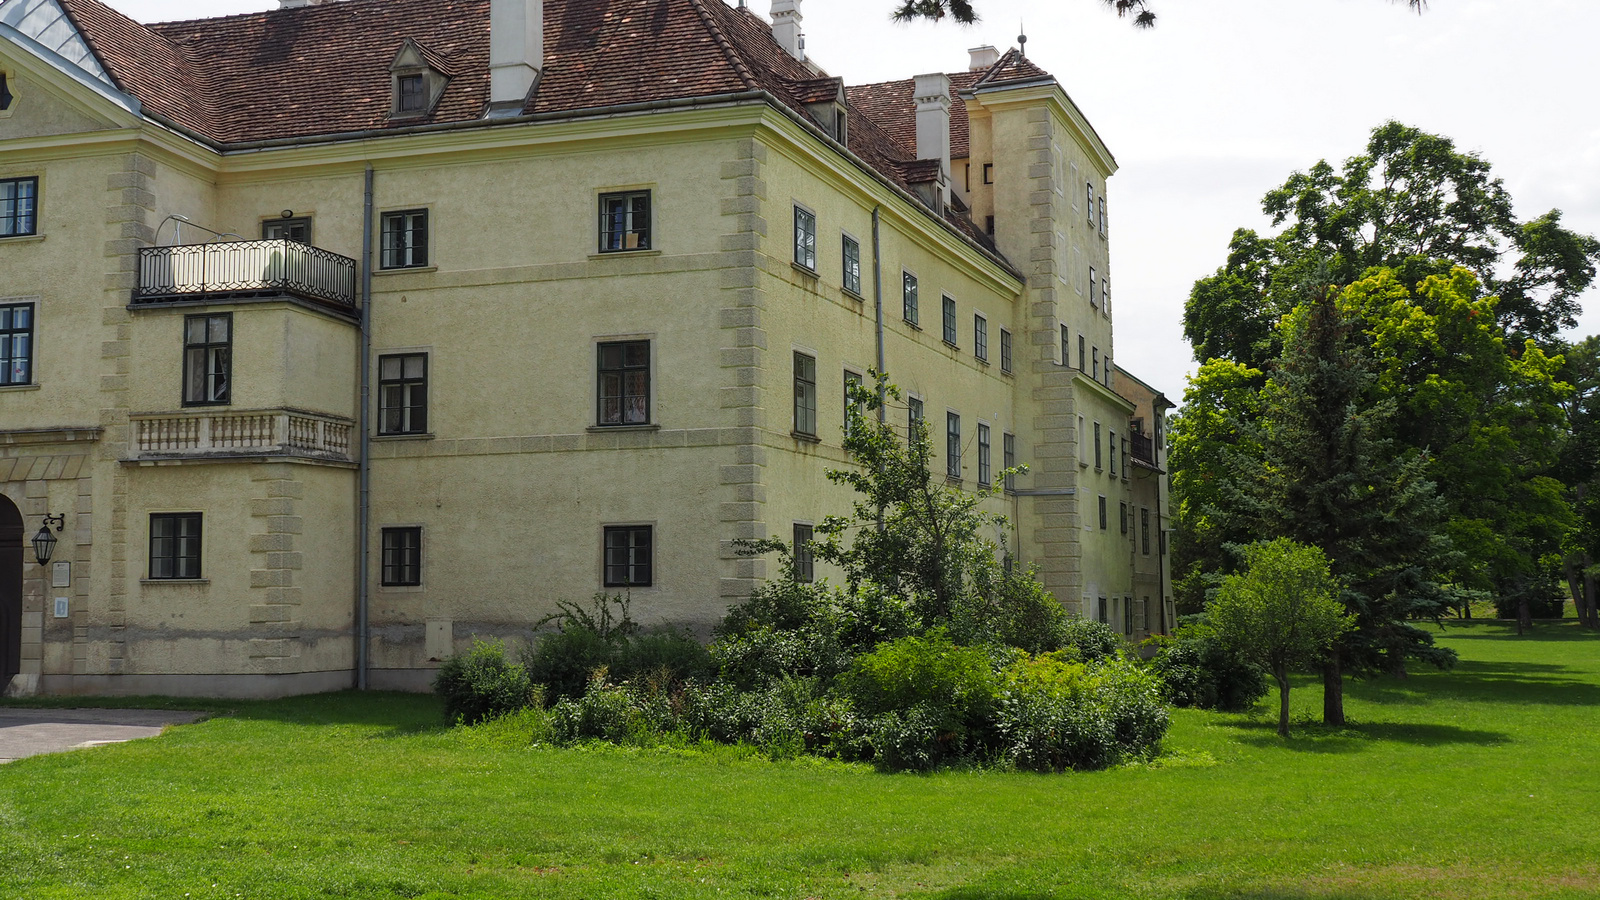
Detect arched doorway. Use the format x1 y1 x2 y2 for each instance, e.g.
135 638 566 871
0 494 23 690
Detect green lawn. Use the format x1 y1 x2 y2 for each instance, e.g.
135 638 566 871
2 621 1596 899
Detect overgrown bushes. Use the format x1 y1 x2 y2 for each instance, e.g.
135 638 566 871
432 640 537 725
1146 619 1268 712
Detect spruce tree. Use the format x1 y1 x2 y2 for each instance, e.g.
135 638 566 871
1261 287 1456 725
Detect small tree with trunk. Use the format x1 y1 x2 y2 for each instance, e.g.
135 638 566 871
1209 539 1353 737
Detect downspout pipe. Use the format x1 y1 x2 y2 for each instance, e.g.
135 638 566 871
356 163 374 690
871 205 885 423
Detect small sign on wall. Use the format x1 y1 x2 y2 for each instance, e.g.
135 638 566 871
51 561 71 588
53 597 69 618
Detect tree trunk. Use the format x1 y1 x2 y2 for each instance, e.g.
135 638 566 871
1517 596 1531 635
1322 655 1344 726
1583 553 1598 629
1275 667 1292 738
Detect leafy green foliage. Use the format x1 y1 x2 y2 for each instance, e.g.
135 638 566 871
838 629 1000 764
1208 540 1353 736
524 593 712 700
1146 619 1269 712
432 639 538 725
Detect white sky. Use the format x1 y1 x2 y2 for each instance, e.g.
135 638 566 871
110 0 1600 401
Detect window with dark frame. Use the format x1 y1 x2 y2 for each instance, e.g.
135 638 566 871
793 351 817 437
793 522 814 583
597 340 650 425
1060 323 1069 366
844 370 862 436
942 296 957 346
842 234 862 295
1085 182 1094 225
397 73 426 112
599 190 651 252
1099 194 1107 236
1120 501 1128 535
378 353 428 435
1109 429 1117 476
1003 432 1016 492
1 303 33 386
1141 507 1151 555
902 272 919 325
0 74 12 111
1 176 39 237
1092 347 1100 381
603 525 653 587
380 209 428 268
946 411 961 478
977 423 991 486
1089 266 1098 307
183 313 231 406
982 163 993 184
1103 278 1111 315
380 526 422 586
1093 422 1103 469
149 512 202 580
908 396 924 436
1000 328 1012 374
1078 335 1086 373
793 206 817 270
262 217 312 244
974 314 988 362
1098 495 1107 530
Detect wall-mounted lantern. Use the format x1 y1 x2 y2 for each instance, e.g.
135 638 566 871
32 514 64 566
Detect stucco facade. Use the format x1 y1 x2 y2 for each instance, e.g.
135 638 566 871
0 0 1173 697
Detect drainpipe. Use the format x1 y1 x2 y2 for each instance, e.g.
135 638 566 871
871 205 884 423
356 163 374 690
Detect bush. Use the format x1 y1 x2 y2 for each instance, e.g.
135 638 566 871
525 626 614 701
995 652 1167 772
1057 617 1121 663
712 578 915 689
838 629 998 763
548 671 676 745
525 593 715 700
1147 620 1268 712
433 640 537 725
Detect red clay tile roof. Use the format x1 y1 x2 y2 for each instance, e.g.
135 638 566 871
42 0 1028 268
970 47 1050 88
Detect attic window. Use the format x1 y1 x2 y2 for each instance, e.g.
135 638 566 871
398 74 426 113
0 74 12 112
389 39 451 119
831 105 848 144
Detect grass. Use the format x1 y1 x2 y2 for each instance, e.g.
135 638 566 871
2 621 1596 899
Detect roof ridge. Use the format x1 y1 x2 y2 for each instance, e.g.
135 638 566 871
50 0 127 91
967 46 1017 90
684 0 759 92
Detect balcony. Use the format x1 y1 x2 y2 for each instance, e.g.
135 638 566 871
134 240 358 313
128 408 355 464
1130 431 1160 470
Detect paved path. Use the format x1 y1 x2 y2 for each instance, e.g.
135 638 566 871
0 708 208 763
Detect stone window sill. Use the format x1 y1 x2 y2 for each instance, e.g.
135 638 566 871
587 424 660 433
140 578 210 585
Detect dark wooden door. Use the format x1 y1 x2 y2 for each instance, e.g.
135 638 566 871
0 495 22 687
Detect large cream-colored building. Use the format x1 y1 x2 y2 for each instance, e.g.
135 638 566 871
0 0 1172 697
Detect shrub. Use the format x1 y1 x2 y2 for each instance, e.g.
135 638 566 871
1147 620 1268 712
865 706 942 772
1057 616 1121 663
525 593 715 700
614 629 715 685
994 652 1168 772
433 640 536 725
548 671 675 745
838 629 998 763
525 626 614 702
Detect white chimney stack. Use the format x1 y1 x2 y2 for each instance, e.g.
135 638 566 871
968 45 999 71
914 72 952 205
488 0 543 115
770 0 804 62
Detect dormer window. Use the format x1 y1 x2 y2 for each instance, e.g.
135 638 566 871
0 73 13 112
398 74 426 113
389 39 452 119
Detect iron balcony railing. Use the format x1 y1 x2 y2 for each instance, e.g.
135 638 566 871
134 240 358 310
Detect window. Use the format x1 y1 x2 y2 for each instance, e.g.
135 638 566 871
908 396 924 436
793 352 817 436
380 209 428 268
793 523 814 583
902 272 919 325
982 163 993 184
1000 328 1012 374
381 526 422 586
1103 278 1111 315
1106 357 1114 388
1098 495 1107 530
398 73 426 112
942 296 958 346
1161 529 1168 556
603 525 653 587
1078 415 1088 466
1003 432 1016 492
1121 436 1129 476
1109 429 1117 476
1141 508 1151 555
973 314 988 362
1120 501 1128 535
1 176 38 237
1085 182 1094 225
597 340 650 425
842 234 862 295
1124 595 1134 635
1078 335 1086 373
977 423 992 486
1089 266 1098 307
1099 194 1107 236
183 313 231 406
262 217 311 244
946 412 961 478
984 215 994 236
1095 596 1108 625
1092 347 1100 381
1059 324 1069 366
1093 422 1103 469
599 190 650 252
0 74 12 111
1 303 33 386
793 206 817 270
844 370 862 436
148 513 202 579
378 353 428 435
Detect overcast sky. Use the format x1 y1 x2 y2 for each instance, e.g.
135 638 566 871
112 0 1600 401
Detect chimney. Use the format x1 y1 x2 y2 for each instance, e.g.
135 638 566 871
914 72 952 206
770 0 804 62
968 45 999 71
488 0 543 115
278 0 324 8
